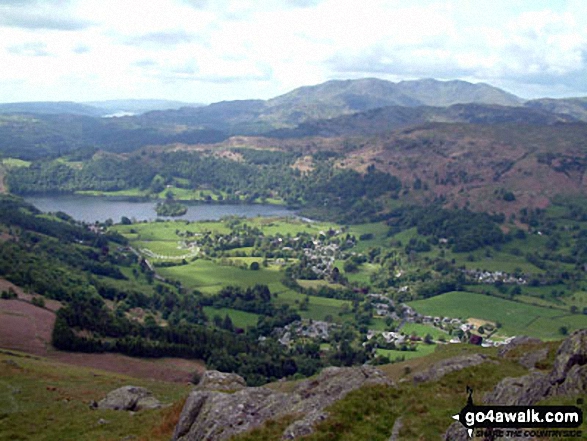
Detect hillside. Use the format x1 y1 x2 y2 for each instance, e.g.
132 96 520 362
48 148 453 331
85 99 203 116
262 78 523 125
136 78 525 131
0 77 581 161
0 101 104 117
268 102 576 138
333 122 587 215
525 97 587 122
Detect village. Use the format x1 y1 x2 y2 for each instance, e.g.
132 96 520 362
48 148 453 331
272 291 513 357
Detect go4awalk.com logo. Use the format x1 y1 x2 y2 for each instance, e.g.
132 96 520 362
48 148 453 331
452 387 583 438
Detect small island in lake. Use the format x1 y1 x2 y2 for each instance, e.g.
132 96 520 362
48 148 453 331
155 200 188 217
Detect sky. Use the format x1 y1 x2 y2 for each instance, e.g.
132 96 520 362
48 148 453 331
1 0 587 103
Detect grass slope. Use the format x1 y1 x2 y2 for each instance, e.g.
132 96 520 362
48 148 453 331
0 349 189 441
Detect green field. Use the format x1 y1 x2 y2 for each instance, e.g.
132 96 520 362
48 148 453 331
408 291 587 340
202 307 261 329
273 289 351 322
113 217 353 320
114 219 231 239
347 222 389 252
157 259 285 295
376 343 437 361
400 323 448 340
2 158 31 168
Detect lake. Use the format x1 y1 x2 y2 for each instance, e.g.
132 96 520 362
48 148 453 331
24 195 297 223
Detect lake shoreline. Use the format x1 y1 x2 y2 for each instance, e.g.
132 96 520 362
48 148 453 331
24 194 298 224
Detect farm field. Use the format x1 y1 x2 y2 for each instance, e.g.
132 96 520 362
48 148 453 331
114 217 341 246
400 323 448 340
408 291 587 340
157 259 285 294
273 289 352 322
376 342 437 361
347 222 390 252
202 306 260 329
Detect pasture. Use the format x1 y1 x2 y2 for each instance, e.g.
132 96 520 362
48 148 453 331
408 291 587 340
202 307 260 329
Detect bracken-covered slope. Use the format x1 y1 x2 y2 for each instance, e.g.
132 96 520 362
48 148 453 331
332 122 587 215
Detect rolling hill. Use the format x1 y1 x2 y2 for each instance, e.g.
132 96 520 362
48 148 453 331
525 97 587 122
267 102 576 138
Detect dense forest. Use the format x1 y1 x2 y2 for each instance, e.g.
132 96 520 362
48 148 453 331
6 150 402 223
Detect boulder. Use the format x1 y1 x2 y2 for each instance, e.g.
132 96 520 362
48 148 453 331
173 365 393 441
173 388 291 441
548 328 587 384
483 371 550 406
197 370 247 391
518 347 549 369
443 421 469 441
96 386 161 411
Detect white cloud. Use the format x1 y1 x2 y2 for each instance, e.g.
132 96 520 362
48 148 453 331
0 0 586 102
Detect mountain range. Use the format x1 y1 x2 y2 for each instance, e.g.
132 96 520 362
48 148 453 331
1 78 583 130
2 77 587 215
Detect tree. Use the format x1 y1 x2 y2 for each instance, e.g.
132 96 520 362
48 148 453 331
222 314 234 332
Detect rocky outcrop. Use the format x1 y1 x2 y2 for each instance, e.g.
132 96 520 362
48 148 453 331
445 330 587 440
444 421 469 441
485 329 587 406
172 366 392 441
196 370 247 391
413 353 492 384
95 386 162 411
518 347 549 369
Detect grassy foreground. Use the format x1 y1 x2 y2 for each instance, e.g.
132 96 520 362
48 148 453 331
0 349 189 441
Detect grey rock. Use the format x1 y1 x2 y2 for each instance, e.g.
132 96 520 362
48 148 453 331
447 331 587 440
173 387 291 441
518 347 549 369
197 370 247 391
554 364 587 397
497 336 542 358
548 329 586 384
486 330 587 406
281 411 328 440
444 421 469 441
388 416 403 441
483 371 551 406
173 365 393 441
413 354 491 384
96 386 162 411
